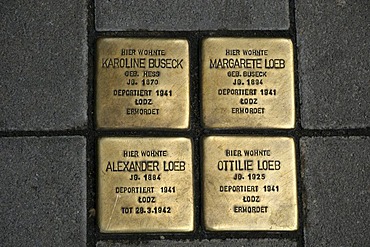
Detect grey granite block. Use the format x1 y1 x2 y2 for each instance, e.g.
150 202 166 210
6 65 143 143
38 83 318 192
97 239 297 247
301 137 370 246
0 137 86 246
296 1 370 129
95 0 289 31
0 1 87 131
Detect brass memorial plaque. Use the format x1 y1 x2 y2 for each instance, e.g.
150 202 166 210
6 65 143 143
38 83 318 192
96 38 189 129
202 38 295 128
203 136 298 231
98 137 193 233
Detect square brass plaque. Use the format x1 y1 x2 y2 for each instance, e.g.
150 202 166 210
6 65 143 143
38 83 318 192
98 137 194 233
96 38 189 129
203 136 298 231
202 38 295 128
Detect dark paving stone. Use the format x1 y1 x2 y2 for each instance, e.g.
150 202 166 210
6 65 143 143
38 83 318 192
0 137 86 246
0 1 87 131
95 0 289 31
97 239 297 247
296 1 370 129
301 137 370 246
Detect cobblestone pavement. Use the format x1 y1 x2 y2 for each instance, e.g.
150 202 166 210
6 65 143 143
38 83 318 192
1 1 369 246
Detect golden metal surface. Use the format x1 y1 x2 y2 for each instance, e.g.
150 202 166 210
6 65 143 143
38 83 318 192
203 136 298 231
98 137 193 233
202 38 295 128
96 38 189 129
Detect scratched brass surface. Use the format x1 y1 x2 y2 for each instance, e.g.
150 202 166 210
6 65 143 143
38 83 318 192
202 38 295 128
203 136 298 231
98 137 193 233
96 38 189 129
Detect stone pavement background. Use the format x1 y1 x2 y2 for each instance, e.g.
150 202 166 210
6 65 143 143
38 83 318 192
1 0 369 246
1 1 87 131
